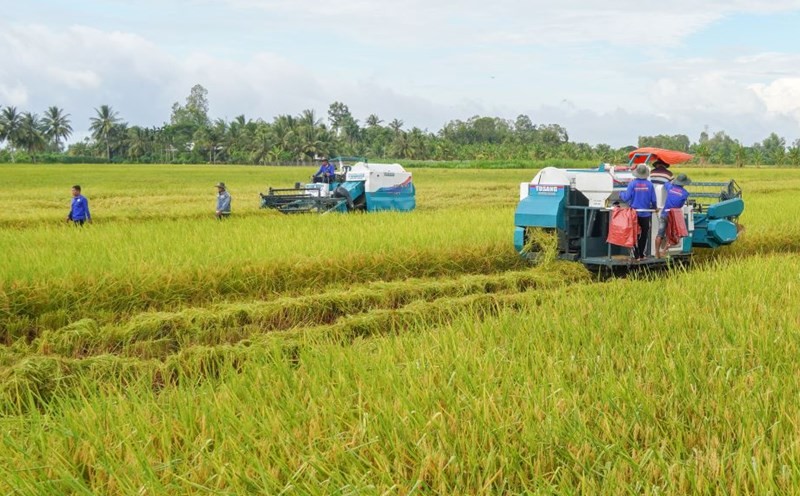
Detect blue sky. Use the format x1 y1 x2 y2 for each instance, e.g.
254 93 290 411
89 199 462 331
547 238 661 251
3 0 800 147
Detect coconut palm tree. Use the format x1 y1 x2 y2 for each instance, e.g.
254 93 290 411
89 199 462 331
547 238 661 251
272 115 299 160
89 104 122 162
126 126 151 161
41 106 72 151
0 106 23 162
17 112 46 159
298 109 322 129
250 123 275 165
365 114 383 128
388 118 404 135
193 119 227 163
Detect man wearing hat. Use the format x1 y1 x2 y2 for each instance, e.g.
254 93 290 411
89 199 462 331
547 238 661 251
215 182 231 219
620 164 657 260
313 158 335 184
655 173 692 257
649 159 674 185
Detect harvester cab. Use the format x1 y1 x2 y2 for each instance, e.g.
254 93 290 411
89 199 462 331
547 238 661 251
513 147 744 271
260 157 416 214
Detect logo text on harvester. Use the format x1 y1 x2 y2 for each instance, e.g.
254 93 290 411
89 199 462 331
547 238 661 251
535 185 560 195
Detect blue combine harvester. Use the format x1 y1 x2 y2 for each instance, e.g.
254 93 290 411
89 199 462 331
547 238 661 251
513 148 744 271
260 157 415 214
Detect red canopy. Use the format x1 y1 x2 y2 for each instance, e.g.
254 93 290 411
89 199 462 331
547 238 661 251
628 147 694 165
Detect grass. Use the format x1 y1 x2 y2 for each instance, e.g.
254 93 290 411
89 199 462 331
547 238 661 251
1 163 799 493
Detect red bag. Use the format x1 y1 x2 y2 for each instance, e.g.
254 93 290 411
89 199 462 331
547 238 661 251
607 207 639 248
666 209 688 246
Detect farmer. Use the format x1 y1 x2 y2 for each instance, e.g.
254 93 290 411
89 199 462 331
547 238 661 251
313 158 335 184
66 185 91 226
620 164 657 260
655 174 692 258
215 182 231 219
649 159 674 185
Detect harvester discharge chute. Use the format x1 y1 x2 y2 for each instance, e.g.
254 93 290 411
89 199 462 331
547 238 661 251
513 147 744 272
260 157 415 214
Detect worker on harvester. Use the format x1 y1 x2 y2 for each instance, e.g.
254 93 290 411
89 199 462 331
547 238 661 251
656 174 692 258
649 159 674 184
620 164 657 261
313 158 336 183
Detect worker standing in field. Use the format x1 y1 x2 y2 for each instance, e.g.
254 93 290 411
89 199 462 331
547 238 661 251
66 185 91 226
215 182 231 219
655 174 692 258
620 164 657 260
649 159 674 185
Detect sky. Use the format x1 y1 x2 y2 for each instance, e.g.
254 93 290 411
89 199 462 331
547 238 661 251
3 0 800 147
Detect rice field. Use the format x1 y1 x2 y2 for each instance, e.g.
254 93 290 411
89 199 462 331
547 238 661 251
2 163 800 494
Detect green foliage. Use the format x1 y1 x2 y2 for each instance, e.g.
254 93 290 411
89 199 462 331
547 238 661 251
5 89 800 166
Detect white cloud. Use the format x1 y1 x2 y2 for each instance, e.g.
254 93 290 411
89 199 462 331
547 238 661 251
44 67 102 90
0 21 476 137
223 0 800 46
0 82 28 106
751 78 800 123
3 10 800 148
650 73 766 115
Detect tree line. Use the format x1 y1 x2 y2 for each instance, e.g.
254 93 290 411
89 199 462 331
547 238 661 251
2 84 800 166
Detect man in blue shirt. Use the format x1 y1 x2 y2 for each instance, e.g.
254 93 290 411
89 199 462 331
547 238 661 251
215 182 231 219
313 159 335 183
656 174 692 257
66 185 91 226
620 164 657 260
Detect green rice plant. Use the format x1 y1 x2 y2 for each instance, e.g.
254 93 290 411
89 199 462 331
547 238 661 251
4 165 800 493
4 254 800 493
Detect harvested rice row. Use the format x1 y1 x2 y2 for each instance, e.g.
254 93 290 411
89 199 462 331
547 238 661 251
0 242 524 343
0 277 584 414
9 263 589 361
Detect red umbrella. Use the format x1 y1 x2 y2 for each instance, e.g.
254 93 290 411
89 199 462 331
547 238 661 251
628 147 694 165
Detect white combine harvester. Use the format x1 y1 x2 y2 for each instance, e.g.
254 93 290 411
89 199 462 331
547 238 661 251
514 148 744 272
260 157 416 214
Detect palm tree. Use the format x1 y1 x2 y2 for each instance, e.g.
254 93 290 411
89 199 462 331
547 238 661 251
366 114 383 128
41 106 72 151
788 144 800 167
297 123 336 161
389 131 410 159
272 115 299 160
17 112 46 160
126 126 150 161
193 119 227 163
388 118 404 135
341 117 362 152
89 105 122 162
226 115 251 163
298 109 322 128
250 123 275 164
733 142 747 168
0 106 23 162
406 127 428 159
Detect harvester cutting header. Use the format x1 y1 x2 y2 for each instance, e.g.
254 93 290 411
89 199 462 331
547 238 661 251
260 157 416 214
514 147 744 272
